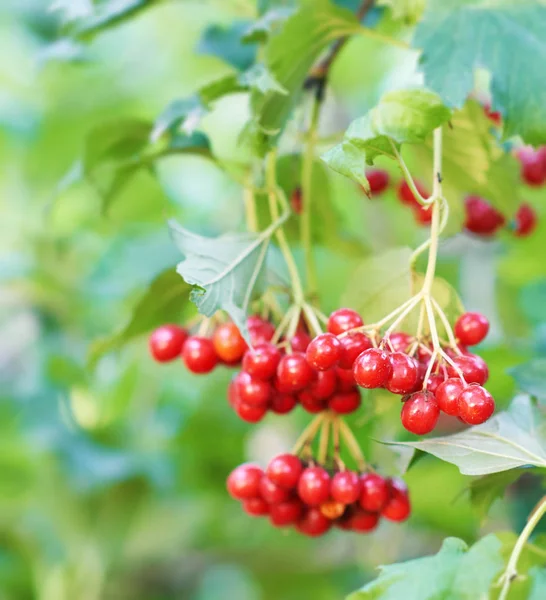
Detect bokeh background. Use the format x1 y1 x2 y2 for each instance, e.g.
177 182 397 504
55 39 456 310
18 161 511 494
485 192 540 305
1 1 546 599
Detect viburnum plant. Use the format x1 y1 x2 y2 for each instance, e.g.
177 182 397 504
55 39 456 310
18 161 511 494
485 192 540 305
59 0 546 598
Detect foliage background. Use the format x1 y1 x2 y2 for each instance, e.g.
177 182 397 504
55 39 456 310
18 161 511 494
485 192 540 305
1 1 546 599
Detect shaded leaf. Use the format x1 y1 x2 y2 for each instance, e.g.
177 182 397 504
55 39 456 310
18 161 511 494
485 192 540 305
198 21 257 71
510 359 546 401
321 141 370 192
469 469 530 520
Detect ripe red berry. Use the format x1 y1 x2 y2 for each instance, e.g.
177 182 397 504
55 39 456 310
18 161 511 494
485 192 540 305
327 308 364 335
298 391 327 413
182 336 218 373
290 187 302 214
242 343 281 380
290 330 312 353
388 332 412 353
338 332 373 369
331 471 361 504
448 354 488 385
276 353 314 392
424 373 444 395
484 104 502 126
266 454 303 489
227 464 263 500
413 203 432 225
309 369 337 399
328 390 361 414
514 203 537 237
270 499 304 526
306 333 342 371
397 179 428 208
359 473 389 512
242 497 270 516
296 507 332 536
297 466 331 506
381 478 411 522
353 348 392 389
259 476 293 504
457 384 495 425
270 392 297 414
149 324 187 362
386 352 419 394
235 401 268 423
401 391 440 435
464 196 505 236
212 322 247 364
248 315 275 345
517 146 546 187
235 371 272 407
435 377 466 416
366 169 390 196
349 508 380 532
454 312 489 346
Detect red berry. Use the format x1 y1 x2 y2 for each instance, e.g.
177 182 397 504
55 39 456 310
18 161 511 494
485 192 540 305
309 369 338 399
464 196 505 236
435 377 466 416
514 203 537 237
381 478 411 522
517 146 546 187
457 384 495 424
327 308 363 335
397 179 428 208
235 371 272 407
448 354 488 385
366 169 390 196
227 377 239 408
388 332 412 353
338 332 373 370
227 464 263 500
401 391 440 435
359 473 389 512
319 500 345 520
266 454 303 489
298 391 327 413
353 348 392 389
212 322 247 364
306 333 342 371
149 324 187 362
242 497 270 516
413 203 432 225
484 104 502 126
386 352 419 395
290 187 302 214
296 507 332 536
277 353 314 392
297 466 331 506
424 373 444 395
348 508 380 532
182 336 218 373
235 401 268 423
331 471 361 504
290 330 312 353
454 312 489 346
336 367 356 388
270 392 297 414
242 343 281 380
328 390 361 414
259 476 293 504
248 315 275 345
270 499 304 526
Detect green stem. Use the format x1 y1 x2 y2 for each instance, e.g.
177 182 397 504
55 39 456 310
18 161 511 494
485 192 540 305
391 141 429 206
317 414 331 464
292 414 326 456
243 175 258 233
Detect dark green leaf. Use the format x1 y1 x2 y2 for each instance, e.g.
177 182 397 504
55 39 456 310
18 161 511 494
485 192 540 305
510 359 546 401
469 469 530 520
387 395 546 476
414 0 546 145
198 21 257 71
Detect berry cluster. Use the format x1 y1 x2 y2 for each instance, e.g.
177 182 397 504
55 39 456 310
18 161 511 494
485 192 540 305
516 146 546 188
227 455 410 536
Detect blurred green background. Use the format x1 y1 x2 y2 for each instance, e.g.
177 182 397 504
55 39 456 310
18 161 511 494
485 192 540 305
1 1 546 599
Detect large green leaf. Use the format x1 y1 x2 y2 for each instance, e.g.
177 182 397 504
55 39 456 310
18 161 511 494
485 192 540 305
388 395 546 476
197 21 257 71
468 469 532 520
321 141 370 192
413 0 546 145
510 359 546 402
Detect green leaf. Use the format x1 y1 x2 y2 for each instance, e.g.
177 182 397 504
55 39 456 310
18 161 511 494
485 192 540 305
239 64 288 95
413 0 546 145
242 7 296 44
321 141 370 193
529 567 546 600
469 469 530 520
387 395 546 476
510 359 546 401
88 270 191 367
347 535 504 600
377 0 426 24
169 221 282 340
198 21 257 71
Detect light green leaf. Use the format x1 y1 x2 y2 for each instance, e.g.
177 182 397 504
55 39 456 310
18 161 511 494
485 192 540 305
510 359 546 401
239 64 288 96
414 0 546 145
377 0 426 24
387 395 546 476
347 535 504 600
321 141 370 192
197 21 257 71
242 7 296 43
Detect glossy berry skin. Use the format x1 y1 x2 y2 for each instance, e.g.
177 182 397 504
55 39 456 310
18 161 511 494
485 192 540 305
424 373 444 395
243 497 270 516
296 508 332 537
235 372 272 407
328 390 361 414
381 478 411 522
266 454 303 489
259 476 293 504
401 391 440 435
435 377 466 416
227 464 263 500
514 203 537 237
182 336 218 374
270 499 304 526
212 322 247 364
327 308 364 335
306 333 342 371
235 401 267 423
149 325 187 362
366 169 390 196
309 369 337 399
270 392 297 414
338 332 373 369
297 467 331 506
290 330 312 353
454 312 489 346
242 343 281 380
517 147 546 187
319 500 345 520
359 473 389 512
248 316 275 345
299 391 327 414
458 384 495 425
349 508 380 532
386 352 419 395
389 332 412 353
277 353 314 392
331 471 361 505
353 348 393 389
397 179 428 208
448 355 488 385
464 195 505 236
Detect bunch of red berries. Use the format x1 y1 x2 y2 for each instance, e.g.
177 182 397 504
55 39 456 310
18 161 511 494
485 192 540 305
464 196 537 238
227 454 410 536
